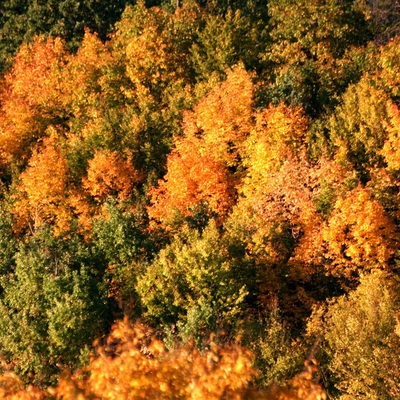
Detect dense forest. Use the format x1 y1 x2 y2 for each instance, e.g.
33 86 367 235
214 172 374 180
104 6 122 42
1 0 400 398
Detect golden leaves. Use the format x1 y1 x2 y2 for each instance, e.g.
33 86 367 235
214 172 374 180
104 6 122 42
12 135 71 235
187 64 253 166
242 103 308 195
53 319 256 400
322 186 399 278
381 102 400 171
83 150 141 201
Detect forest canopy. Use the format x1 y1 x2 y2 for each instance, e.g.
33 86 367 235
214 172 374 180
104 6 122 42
0 0 400 398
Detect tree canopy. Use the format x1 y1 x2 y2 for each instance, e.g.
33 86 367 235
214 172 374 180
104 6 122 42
1 0 400 398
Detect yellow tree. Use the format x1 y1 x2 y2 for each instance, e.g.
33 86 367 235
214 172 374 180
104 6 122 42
61 30 112 123
308 271 400 399
242 104 309 192
184 64 254 167
233 104 313 265
12 134 71 235
321 186 399 280
381 102 400 171
377 36 400 99
328 77 390 182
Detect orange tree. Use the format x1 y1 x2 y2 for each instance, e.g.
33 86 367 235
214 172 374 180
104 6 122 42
148 65 253 230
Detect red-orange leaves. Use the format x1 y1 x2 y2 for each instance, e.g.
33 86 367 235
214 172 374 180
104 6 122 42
7 36 66 108
148 134 236 228
83 150 142 201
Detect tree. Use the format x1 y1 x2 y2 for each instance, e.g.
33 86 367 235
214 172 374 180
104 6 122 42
0 200 17 275
190 7 268 82
381 102 400 171
232 103 312 271
148 133 236 229
148 65 253 229
266 0 370 115
12 134 72 235
0 229 108 386
186 64 253 166
60 30 112 124
0 36 68 168
328 77 390 183
321 186 399 281
308 271 400 398
376 36 400 98
245 305 306 389
0 0 132 73
242 104 308 187
113 2 197 97
83 150 142 202
91 200 158 318
290 155 358 270
136 221 249 342
104 2 199 179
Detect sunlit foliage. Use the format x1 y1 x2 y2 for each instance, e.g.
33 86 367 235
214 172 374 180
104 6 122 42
308 271 400 398
54 318 257 400
0 0 399 397
321 186 399 280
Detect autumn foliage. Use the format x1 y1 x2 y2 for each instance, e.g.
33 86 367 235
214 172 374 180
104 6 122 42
0 37 67 166
12 135 71 234
1 0 400 398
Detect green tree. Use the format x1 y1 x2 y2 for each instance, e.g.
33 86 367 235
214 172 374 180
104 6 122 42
245 306 306 388
190 7 268 81
266 0 370 116
0 228 108 386
91 200 160 318
0 0 132 73
329 77 390 183
136 221 251 343
0 199 17 275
